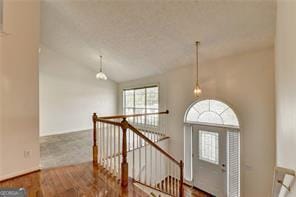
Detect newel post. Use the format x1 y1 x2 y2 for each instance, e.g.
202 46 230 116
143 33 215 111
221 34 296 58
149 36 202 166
92 113 98 164
179 160 184 197
121 118 129 187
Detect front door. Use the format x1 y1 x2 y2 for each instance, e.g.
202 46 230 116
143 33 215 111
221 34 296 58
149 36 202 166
193 125 227 197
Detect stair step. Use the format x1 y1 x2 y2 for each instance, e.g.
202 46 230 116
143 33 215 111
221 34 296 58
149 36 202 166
133 182 172 197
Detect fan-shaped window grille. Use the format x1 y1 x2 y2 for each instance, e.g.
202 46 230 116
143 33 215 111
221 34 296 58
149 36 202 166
185 99 239 127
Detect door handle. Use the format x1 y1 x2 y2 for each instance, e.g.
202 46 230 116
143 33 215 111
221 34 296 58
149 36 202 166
221 164 226 172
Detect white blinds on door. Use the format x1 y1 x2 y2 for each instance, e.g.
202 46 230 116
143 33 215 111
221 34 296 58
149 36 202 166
227 131 240 197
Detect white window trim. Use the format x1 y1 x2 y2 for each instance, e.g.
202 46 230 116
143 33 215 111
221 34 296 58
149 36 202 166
123 85 160 126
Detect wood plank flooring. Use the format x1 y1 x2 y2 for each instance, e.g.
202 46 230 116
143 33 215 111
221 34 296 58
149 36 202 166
0 162 211 197
184 185 214 197
0 162 147 197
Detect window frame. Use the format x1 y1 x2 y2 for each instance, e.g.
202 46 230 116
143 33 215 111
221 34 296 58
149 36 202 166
184 99 240 128
122 85 160 126
198 130 219 165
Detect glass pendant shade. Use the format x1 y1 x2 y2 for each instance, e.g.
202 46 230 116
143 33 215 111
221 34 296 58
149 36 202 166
96 55 108 80
96 71 108 80
194 83 202 97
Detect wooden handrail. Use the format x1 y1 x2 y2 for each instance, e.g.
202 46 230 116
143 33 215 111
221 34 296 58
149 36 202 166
128 123 180 166
96 118 122 126
98 110 169 120
92 110 184 196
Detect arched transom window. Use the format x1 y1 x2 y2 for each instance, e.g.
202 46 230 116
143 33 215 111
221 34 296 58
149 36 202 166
185 99 239 127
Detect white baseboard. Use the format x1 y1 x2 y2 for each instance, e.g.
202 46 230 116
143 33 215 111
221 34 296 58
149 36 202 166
0 166 40 182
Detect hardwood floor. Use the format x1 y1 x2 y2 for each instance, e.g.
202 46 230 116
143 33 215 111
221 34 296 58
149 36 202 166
0 162 211 197
184 185 214 197
0 162 147 197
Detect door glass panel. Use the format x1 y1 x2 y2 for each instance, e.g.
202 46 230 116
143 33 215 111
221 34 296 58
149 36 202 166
199 130 219 165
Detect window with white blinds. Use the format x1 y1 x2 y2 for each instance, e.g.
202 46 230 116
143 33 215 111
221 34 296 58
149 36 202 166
123 86 159 126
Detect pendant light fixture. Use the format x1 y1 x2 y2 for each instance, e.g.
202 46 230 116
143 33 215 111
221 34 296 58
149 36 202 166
193 41 202 97
96 55 108 80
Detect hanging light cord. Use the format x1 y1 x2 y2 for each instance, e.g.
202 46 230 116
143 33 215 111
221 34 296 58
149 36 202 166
196 41 200 84
100 55 103 72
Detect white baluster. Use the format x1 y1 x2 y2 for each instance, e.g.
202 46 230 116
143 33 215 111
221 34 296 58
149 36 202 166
139 134 141 182
165 158 168 191
113 125 116 175
150 143 152 187
98 122 101 165
156 151 159 189
160 154 163 191
174 171 177 196
129 128 132 151
110 125 112 172
176 165 178 196
118 126 121 179
116 125 119 178
107 124 110 171
145 139 147 185
102 123 105 167
133 130 135 180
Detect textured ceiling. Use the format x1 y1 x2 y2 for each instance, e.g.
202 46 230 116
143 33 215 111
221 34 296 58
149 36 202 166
41 0 276 82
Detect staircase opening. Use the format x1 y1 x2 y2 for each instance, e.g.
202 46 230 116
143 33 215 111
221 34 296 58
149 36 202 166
184 99 240 197
92 110 185 196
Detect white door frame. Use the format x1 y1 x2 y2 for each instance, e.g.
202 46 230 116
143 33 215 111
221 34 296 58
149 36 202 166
193 124 227 196
189 123 240 197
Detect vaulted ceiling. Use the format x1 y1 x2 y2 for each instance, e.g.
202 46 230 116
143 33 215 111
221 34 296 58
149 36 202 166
41 0 276 82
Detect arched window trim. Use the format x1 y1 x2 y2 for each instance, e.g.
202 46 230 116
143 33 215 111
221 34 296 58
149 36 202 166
184 99 240 129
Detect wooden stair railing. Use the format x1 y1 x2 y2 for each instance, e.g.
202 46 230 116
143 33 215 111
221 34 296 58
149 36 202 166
92 110 184 197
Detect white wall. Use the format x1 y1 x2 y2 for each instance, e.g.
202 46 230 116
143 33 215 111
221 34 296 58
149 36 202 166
119 48 275 197
0 0 40 180
275 0 296 196
39 46 118 136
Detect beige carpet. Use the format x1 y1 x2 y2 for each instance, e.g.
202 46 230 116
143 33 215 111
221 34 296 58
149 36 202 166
40 130 92 169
